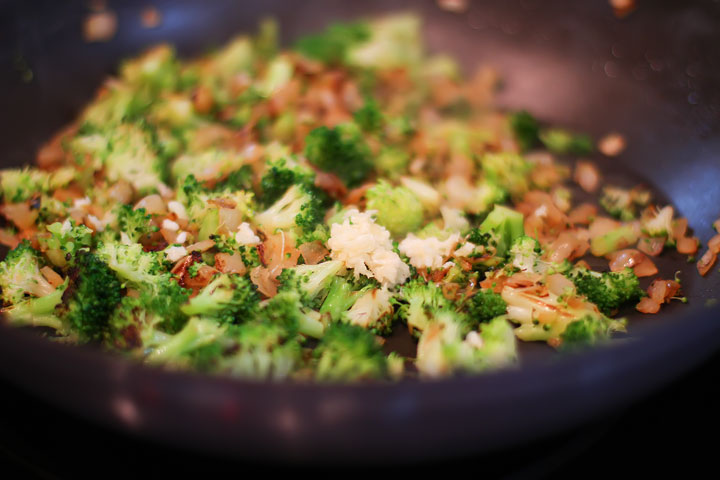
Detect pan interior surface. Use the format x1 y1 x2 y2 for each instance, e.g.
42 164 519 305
0 0 719 463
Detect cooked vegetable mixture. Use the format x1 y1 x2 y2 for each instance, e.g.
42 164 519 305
0 14 712 381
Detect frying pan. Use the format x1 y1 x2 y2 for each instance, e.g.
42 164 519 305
0 0 719 464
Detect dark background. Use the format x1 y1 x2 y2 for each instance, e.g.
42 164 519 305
1 0 719 476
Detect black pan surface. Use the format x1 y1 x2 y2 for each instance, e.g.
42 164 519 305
0 0 719 464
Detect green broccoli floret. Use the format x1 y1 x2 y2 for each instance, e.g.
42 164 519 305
374 147 409 180
340 287 395 335
345 14 422 69
145 316 227 365
119 44 180 95
600 186 636 221
2 278 68 332
508 235 542 272
96 242 166 292
180 273 259 324
319 275 376 321
304 124 373 188
0 241 56 305
314 323 388 382
277 260 345 309
254 184 325 237
41 220 93 268
147 280 192 333
560 314 626 351
467 289 507 326
466 179 508 215
480 153 532 198
539 128 593 155
478 205 525 257
416 313 517 377
395 277 452 337
259 290 325 339
259 158 315 205
354 97 384 133
568 267 644 316
64 252 124 343
295 20 370 64
365 180 424 237
115 205 158 243
509 110 540 152
0 168 50 202
218 320 303 380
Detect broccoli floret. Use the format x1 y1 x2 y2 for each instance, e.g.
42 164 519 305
277 260 345 309
319 275 376 321
254 17 279 59
0 168 50 203
213 166 254 193
120 44 180 95
304 124 373 188
341 287 395 335
115 205 158 243
539 128 593 155
314 323 388 382
467 289 507 326
374 147 409 180
354 97 384 133
416 313 517 377
0 241 56 305
145 316 227 365
509 110 540 152
96 242 166 292
466 180 508 215
560 314 626 351
180 273 259 324
295 20 370 64
480 153 532 198
568 267 644 316
395 277 452 337
508 235 542 272
64 252 124 343
600 186 635 221
254 184 325 236
41 220 93 268
259 290 325 339
365 180 424 237
218 320 303 380
478 205 525 257
2 279 68 332
171 149 245 185
345 14 422 69
259 158 315 205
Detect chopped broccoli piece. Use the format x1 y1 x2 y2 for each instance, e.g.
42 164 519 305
508 235 542 272
395 277 452 337
0 168 49 203
277 260 344 309
115 205 158 243
354 97 384 133
96 242 166 292
374 147 409 180
509 110 540 152
341 287 395 335
41 220 93 268
259 158 315 205
314 323 388 382
600 186 636 221
304 124 373 188
480 153 532 198
478 205 525 256
259 290 325 339
365 180 424 237
0 241 56 305
64 252 124 342
568 267 644 316
345 14 422 69
145 317 227 365
254 184 325 237
181 273 259 325
2 279 68 332
560 314 626 351
590 224 638 256
295 20 370 64
539 128 593 155
320 275 376 321
467 289 507 326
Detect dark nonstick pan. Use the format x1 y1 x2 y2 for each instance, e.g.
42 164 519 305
0 0 719 464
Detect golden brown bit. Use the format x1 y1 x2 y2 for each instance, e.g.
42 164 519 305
573 161 600 193
610 0 636 18
598 132 627 157
140 6 162 28
83 11 118 43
